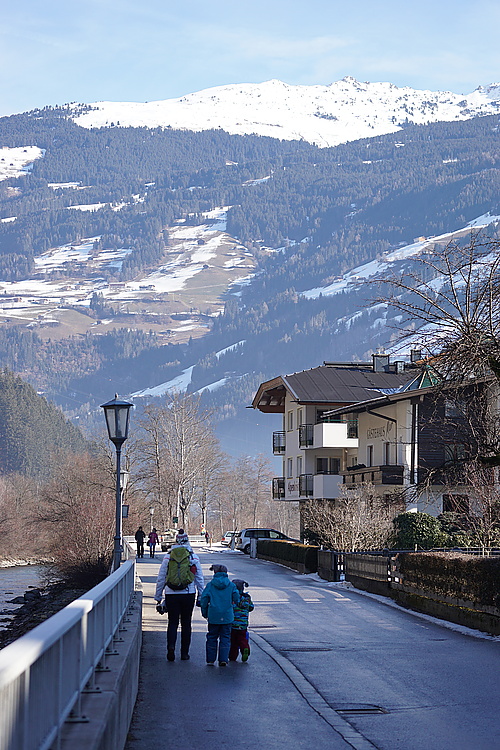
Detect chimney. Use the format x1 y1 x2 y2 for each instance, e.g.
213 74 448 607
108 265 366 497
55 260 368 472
372 353 390 372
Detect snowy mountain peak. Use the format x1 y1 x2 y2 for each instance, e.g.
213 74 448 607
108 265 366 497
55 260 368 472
71 78 500 148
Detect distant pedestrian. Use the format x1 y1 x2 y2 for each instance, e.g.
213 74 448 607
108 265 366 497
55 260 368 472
148 528 159 557
135 526 146 558
154 529 204 662
200 564 240 666
229 579 254 662
205 530 210 546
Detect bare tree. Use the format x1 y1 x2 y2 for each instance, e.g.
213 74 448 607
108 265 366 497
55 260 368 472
437 460 500 548
302 485 403 550
379 233 500 378
35 451 115 581
137 393 222 529
378 232 500 464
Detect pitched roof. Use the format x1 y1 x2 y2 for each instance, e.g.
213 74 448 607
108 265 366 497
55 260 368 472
252 362 416 412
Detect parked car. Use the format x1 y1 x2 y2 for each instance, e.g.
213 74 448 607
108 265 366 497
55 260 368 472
160 529 177 552
235 528 297 554
221 531 237 546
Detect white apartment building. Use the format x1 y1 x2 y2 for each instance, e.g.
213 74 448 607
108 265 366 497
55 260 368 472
252 354 420 503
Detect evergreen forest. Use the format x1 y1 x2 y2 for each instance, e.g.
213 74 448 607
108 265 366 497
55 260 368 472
0 105 499 456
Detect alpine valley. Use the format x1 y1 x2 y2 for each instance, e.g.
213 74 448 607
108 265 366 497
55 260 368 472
0 77 499 455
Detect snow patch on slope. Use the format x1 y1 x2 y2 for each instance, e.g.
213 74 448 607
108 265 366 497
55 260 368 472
72 78 500 148
301 213 500 299
0 147 44 182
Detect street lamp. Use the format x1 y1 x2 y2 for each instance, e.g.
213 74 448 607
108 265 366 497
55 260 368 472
101 394 133 572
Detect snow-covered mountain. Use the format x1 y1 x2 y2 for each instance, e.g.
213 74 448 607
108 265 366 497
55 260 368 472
71 77 500 148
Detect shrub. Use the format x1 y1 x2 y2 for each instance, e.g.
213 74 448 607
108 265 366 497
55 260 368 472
392 512 449 549
257 539 318 572
397 551 500 608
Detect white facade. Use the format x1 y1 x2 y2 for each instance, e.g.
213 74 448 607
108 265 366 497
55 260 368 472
276 391 358 502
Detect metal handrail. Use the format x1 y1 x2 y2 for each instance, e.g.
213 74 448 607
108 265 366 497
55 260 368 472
0 560 136 750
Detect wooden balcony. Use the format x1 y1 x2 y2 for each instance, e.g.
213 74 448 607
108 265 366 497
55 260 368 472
342 464 404 486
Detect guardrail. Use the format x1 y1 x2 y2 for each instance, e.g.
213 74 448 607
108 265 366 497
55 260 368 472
0 560 136 750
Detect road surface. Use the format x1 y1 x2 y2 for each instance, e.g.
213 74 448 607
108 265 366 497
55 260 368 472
125 547 500 750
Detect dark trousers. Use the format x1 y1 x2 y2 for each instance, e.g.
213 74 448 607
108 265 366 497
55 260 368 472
165 593 196 656
136 541 144 557
229 628 250 660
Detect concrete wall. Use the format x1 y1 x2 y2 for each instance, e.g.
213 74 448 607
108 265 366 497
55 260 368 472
59 590 143 750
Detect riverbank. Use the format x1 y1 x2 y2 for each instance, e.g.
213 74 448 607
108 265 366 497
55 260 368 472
0 557 52 568
0 580 87 649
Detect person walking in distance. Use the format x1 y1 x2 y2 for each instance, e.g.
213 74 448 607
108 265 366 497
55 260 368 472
135 526 146 558
229 579 254 662
200 564 240 667
148 527 159 557
154 529 204 661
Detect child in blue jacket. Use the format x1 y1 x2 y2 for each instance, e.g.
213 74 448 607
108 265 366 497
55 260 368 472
229 579 254 662
200 564 240 666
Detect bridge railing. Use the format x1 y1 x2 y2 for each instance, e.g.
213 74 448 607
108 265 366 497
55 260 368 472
0 559 136 750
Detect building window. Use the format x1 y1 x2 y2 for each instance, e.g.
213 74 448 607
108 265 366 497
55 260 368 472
287 458 293 478
296 456 302 477
316 457 341 475
317 409 341 423
297 408 303 427
444 444 467 464
384 442 391 465
367 445 373 467
287 411 293 431
330 457 340 474
443 494 469 513
316 457 329 474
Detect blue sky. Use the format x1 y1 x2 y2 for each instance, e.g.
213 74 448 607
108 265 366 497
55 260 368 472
1 0 499 117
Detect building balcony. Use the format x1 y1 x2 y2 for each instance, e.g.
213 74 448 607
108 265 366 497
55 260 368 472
299 473 313 497
272 477 285 499
272 431 286 455
342 464 404 486
313 472 343 499
299 422 358 449
299 424 314 447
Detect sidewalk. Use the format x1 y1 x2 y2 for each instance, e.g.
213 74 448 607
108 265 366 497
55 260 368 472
125 553 354 750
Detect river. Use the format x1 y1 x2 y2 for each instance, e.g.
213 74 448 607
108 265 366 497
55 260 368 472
0 564 45 630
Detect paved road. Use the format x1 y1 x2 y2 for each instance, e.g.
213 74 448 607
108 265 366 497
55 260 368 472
125 548 500 750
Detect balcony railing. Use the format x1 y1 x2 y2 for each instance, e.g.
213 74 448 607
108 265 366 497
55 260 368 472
299 424 314 448
342 464 404 486
346 419 358 439
273 431 286 455
272 477 285 499
299 473 313 496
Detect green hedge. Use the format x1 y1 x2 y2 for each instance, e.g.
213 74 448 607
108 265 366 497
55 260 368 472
257 539 319 572
397 552 500 608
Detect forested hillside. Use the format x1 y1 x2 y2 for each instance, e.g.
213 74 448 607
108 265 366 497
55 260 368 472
0 369 87 477
0 106 499 454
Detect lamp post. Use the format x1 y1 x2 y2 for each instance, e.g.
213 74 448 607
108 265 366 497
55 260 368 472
101 394 133 572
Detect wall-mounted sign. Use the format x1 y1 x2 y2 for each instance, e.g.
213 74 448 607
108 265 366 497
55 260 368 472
367 426 386 439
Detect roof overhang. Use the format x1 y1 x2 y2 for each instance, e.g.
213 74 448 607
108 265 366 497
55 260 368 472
252 377 287 412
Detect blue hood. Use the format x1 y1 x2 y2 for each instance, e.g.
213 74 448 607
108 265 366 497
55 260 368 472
212 572 231 589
